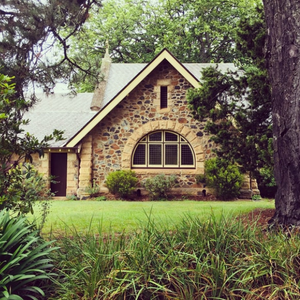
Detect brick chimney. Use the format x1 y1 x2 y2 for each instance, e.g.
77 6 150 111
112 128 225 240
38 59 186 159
90 41 112 111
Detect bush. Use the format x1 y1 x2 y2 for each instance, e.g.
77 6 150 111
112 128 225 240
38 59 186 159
1 163 53 215
256 167 277 198
143 174 176 200
0 211 57 299
195 174 206 184
106 170 138 199
205 158 243 200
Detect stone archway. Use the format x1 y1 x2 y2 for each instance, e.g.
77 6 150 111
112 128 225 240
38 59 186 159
121 120 204 173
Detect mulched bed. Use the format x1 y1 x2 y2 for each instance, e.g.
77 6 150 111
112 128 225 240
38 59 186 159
239 208 275 228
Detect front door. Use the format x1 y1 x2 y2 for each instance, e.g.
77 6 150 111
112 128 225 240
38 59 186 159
50 153 67 196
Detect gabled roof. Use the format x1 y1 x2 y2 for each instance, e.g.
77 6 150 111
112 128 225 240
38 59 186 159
66 49 211 147
24 49 236 148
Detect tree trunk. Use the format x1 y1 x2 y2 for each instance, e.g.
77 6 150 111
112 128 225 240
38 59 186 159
263 0 300 225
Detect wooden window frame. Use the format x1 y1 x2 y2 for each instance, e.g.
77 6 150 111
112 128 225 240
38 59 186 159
160 86 168 109
132 131 195 169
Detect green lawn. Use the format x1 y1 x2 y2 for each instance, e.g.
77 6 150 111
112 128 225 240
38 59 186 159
32 199 274 236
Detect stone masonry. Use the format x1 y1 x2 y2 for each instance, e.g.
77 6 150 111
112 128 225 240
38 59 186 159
91 60 215 194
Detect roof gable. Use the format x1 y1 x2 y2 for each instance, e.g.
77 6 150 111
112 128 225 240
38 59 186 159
65 49 201 147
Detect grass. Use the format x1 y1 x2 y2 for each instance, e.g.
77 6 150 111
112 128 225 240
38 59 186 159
31 199 274 236
49 206 300 300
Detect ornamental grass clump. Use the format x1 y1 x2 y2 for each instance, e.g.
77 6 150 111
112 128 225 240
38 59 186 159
51 213 300 299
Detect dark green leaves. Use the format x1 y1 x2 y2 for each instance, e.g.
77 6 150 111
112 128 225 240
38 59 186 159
0 211 57 299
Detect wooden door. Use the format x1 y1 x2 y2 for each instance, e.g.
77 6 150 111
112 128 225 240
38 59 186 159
50 153 67 196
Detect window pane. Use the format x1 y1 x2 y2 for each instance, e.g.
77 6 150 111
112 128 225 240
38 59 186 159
149 144 162 165
165 145 178 165
149 132 162 141
165 132 178 141
133 144 146 165
160 86 168 109
181 145 194 165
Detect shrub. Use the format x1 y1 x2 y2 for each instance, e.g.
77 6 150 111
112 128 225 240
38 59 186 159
205 158 243 200
106 170 138 199
2 163 53 215
0 211 57 299
195 174 206 184
143 174 176 200
256 167 277 198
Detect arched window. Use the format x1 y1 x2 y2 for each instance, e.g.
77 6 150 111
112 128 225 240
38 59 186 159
132 131 195 168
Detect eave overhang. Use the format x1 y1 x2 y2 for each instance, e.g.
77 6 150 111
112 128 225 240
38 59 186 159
65 48 200 148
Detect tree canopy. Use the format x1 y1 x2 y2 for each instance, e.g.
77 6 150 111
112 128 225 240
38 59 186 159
187 5 273 189
67 0 261 91
0 0 101 98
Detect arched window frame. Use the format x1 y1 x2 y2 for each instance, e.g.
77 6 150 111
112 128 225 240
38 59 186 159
132 130 195 169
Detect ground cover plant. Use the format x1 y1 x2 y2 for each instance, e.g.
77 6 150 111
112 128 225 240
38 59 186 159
49 208 300 299
31 200 274 236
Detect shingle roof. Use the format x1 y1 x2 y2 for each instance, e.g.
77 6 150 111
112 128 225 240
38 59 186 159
23 51 236 148
23 93 96 147
101 62 236 109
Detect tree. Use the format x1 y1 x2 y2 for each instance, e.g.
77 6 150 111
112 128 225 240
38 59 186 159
68 0 260 91
0 0 101 98
263 0 300 226
187 5 273 193
0 74 62 213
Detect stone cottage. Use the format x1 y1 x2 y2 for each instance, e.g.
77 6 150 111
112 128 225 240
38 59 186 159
25 48 257 198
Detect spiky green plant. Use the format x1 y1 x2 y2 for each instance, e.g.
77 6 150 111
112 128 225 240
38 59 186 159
51 212 300 299
0 211 57 299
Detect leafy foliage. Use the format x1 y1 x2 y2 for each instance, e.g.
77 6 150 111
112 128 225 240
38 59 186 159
188 5 272 183
195 174 206 185
68 0 260 91
0 211 57 299
0 74 62 213
205 158 243 200
143 174 177 200
2 163 53 216
256 167 277 198
0 0 101 97
105 170 138 199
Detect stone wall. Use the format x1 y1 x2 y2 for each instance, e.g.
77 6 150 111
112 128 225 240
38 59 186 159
91 60 215 193
31 151 80 197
